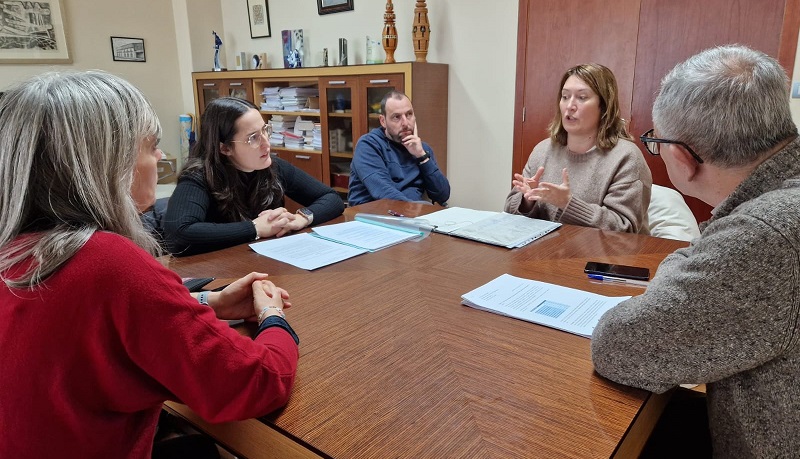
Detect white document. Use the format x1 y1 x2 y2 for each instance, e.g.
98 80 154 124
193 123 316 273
418 207 561 248
311 220 420 252
461 274 630 338
416 207 498 234
250 233 366 270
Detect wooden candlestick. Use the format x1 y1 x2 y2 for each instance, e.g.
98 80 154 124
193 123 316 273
382 0 398 64
412 0 430 62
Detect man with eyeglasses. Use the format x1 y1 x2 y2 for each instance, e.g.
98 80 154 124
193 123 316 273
591 45 800 457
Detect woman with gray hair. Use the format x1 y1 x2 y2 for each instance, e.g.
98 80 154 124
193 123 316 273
0 71 299 458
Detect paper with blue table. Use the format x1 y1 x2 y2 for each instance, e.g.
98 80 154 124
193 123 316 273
461 274 630 338
249 214 430 270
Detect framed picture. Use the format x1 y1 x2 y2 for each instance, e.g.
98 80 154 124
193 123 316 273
110 37 146 62
247 0 271 38
0 0 71 63
317 0 354 15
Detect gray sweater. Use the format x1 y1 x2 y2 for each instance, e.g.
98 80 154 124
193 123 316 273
591 138 800 458
504 138 652 234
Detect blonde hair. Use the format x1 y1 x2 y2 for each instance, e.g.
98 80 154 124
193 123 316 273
0 71 162 289
548 63 631 150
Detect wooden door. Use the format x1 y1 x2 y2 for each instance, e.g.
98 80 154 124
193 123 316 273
513 0 641 176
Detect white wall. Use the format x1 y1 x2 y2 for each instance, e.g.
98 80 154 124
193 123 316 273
217 0 520 211
0 0 186 161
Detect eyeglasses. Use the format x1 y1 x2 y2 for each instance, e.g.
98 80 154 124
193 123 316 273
640 129 704 164
231 124 272 149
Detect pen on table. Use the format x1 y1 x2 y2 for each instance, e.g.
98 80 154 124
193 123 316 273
388 210 406 217
587 274 650 288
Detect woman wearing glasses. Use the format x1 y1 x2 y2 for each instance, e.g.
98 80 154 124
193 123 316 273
505 64 652 233
164 97 344 256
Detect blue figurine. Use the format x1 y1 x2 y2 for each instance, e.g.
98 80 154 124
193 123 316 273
213 31 222 71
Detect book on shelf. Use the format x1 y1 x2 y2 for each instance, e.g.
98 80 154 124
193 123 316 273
416 207 561 249
249 214 431 270
461 273 630 338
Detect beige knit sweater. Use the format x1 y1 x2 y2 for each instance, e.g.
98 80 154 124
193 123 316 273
504 138 652 234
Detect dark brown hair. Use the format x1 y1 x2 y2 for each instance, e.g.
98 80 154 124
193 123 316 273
548 63 631 150
181 97 283 221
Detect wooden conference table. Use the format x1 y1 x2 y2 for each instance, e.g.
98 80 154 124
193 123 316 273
162 200 687 459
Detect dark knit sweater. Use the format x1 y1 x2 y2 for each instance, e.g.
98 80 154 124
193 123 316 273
164 156 344 256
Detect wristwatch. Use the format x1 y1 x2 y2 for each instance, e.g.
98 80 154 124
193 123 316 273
297 207 314 225
416 151 431 164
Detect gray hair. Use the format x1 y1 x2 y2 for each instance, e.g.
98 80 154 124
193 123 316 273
652 44 797 167
0 71 161 289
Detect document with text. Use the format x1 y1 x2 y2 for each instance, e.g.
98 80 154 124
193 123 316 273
461 274 630 338
250 233 367 270
250 218 425 270
418 207 561 248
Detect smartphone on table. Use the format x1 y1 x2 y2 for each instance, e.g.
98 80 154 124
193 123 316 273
584 261 650 281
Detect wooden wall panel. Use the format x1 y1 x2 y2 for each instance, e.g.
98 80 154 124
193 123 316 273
513 0 641 175
630 0 798 221
515 0 800 223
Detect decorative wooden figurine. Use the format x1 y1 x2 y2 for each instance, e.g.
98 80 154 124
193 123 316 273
382 0 398 64
412 1 430 62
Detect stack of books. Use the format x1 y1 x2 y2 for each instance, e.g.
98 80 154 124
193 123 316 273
279 87 319 111
282 130 305 149
268 115 296 146
260 87 282 111
311 123 322 150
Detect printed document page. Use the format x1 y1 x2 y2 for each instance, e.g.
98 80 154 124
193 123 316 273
417 207 498 234
461 274 630 338
311 220 420 251
250 233 367 270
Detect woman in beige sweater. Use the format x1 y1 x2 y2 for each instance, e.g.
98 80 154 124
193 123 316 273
505 63 652 233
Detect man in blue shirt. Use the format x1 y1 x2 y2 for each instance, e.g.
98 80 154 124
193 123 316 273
348 91 450 206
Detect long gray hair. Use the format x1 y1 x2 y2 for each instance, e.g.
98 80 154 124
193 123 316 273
0 71 161 289
653 45 798 166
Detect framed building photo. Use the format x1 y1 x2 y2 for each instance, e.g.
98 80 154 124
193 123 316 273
247 0 271 38
0 0 71 63
110 37 146 62
317 0 354 15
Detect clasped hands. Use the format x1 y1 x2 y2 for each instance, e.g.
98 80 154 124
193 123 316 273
512 166 572 210
253 207 310 239
209 272 292 322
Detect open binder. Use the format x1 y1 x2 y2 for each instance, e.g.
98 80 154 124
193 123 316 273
415 207 561 248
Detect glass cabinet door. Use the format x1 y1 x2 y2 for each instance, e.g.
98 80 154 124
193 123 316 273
361 75 404 133
320 77 359 201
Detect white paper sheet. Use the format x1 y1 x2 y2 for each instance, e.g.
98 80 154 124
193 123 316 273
461 274 630 338
250 233 367 270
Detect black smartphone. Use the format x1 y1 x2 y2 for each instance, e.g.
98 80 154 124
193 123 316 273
584 262 650 281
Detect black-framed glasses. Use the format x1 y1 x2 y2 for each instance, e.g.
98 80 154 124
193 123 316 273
231 124 272 149
639 129 704 164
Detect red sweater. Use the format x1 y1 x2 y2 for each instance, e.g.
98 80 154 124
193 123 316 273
0 232 299 458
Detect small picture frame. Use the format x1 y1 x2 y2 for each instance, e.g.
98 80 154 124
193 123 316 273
110 37 146 62
247 0 272 38
317 0 354 15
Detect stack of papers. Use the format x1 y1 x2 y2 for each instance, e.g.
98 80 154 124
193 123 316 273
417 207 561 248
462 274 630 337
260 87 282 111
250 218 424 270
